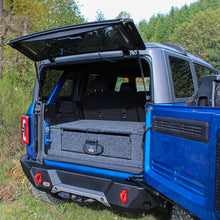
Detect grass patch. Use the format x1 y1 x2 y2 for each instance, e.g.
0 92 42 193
0 185 169 220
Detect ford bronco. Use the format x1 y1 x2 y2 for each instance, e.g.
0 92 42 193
8 19 219 219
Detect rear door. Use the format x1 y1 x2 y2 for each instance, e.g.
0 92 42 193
144 105 220 220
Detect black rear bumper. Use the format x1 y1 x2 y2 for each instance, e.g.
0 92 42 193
21 154 162 212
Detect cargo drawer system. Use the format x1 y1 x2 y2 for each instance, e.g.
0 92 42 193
46 120 145 174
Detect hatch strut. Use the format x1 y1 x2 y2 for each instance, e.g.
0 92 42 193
34 61 40 83
136 50 148 101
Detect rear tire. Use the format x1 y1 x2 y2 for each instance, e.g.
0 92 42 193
170 204 194 220
30 183 65 204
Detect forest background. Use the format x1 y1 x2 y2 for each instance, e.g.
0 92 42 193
0 0 219 218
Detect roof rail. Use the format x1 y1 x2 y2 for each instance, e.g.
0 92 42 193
162 42 187 55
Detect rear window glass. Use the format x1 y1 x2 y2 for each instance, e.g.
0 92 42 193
86 74 99 93
19 25 134 61
115 77 150 92
169 56 194 98
136 77 150 92
115 77 129 92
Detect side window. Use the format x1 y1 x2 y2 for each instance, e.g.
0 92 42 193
194 64 215 87
41 69 63 98
115 77 129 92
136 77 150 92
41 69 73 99
169 56 194 98
58 79 73 97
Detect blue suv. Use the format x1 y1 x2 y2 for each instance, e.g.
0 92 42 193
8 19 219 220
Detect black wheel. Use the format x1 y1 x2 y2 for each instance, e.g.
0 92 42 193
170 204 195 220
30 183 65 204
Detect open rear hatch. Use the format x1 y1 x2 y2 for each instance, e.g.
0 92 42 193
8 19 146 62
9 19 147 174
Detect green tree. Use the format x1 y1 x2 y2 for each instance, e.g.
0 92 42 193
170 8 220 70
153 14 172 43
116 11 131 19
138 19 149 42
96 10 105 21
138 16 159 42
138 0 220 43
44 0 84 29
7 0 84 32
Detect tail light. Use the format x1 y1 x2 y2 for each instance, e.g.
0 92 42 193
21 115 30 144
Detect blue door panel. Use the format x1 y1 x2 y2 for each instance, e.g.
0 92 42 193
144 105 220 220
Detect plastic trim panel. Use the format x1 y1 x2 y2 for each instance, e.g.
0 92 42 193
152 115 209 143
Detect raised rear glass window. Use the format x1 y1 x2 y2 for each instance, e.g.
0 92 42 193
169 56 194 98
20 25 134 61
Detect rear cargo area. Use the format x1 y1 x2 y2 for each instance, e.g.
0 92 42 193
47 120 145 174
39 58 150 174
